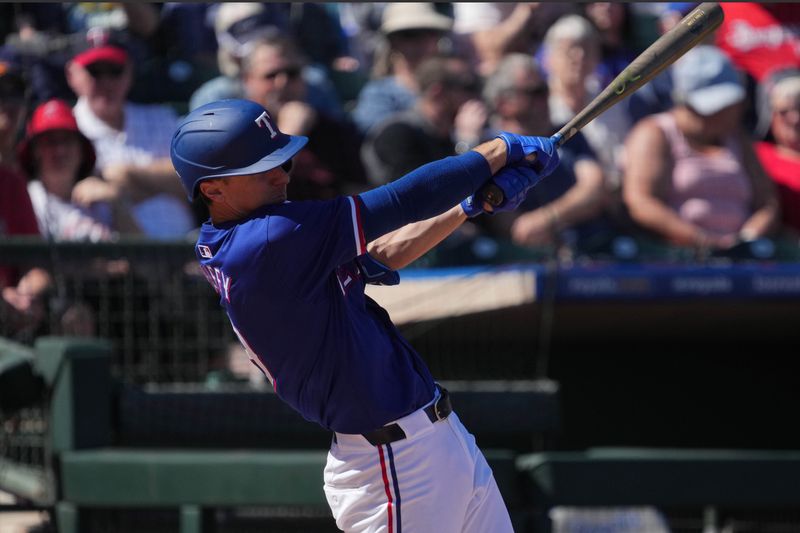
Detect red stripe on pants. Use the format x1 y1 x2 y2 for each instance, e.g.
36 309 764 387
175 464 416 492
378 445 394 533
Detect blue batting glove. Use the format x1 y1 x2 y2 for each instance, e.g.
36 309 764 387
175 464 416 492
460 195 483 218
496 132 561 177
462 163 543 217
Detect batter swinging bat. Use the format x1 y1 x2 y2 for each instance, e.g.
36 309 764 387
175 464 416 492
479 1 725 207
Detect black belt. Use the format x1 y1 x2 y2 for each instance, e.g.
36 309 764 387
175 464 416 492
359 385 452 446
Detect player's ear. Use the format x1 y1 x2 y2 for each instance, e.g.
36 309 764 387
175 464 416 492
199 179 224 203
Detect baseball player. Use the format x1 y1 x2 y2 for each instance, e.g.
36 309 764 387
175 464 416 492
170 98 560 532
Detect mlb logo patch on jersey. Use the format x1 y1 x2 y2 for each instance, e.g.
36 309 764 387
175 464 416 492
198 244 213 258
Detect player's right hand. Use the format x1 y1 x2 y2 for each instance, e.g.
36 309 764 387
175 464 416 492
496 132 561 177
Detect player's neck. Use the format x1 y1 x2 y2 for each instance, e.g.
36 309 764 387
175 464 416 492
208 201 251 224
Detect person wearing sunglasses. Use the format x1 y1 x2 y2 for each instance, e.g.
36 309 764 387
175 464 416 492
360 54 487 187
241 33 368 201
65 29 196 239
482 53 613 250
351 2 455 136
755 69 800 237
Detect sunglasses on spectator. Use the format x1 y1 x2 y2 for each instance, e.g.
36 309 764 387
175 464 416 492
261 66 301 81
86 63 125 79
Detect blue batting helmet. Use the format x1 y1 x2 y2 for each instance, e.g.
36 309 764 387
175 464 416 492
170 99 308 200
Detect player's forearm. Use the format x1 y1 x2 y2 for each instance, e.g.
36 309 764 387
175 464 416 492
367 206 468 270
359 141 507 242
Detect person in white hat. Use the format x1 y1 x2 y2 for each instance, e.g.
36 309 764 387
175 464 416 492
350 3 455 135
622 45 780 251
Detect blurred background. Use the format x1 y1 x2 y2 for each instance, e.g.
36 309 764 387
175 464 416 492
1 2 800 532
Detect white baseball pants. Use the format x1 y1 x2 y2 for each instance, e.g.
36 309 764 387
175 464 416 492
324 400 514 532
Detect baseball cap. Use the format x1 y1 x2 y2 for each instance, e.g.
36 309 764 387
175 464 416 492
71 27 129 67
671 45 745 116
17 99 97 179
214 3 282 77
380 3 454 35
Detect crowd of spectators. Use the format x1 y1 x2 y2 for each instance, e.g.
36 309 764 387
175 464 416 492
1 2 799 335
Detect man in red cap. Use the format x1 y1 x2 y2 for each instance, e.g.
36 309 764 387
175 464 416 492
66 29 196 239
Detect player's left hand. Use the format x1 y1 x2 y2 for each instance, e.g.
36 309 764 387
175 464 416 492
496 132 561 177
461 163 543 217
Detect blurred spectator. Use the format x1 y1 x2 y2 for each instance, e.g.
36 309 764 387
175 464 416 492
582 3 638 89
623 45 780 251
153 3 218 71
0 164 45 316
0 53 50 342
332 3 386 76
542 14 631 190
242 34 368 199
482 53 611 248
17 99 141 241
755 69 800 236
188 3 344 119
350 2 454 135
360 54 485 185
0 46 28 170
65 29 196 238
452 2 579 77
3 4 162 107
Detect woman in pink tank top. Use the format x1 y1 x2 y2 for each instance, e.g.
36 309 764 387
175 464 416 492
622 45 779 250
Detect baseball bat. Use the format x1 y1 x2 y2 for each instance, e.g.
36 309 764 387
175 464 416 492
479 1 725 207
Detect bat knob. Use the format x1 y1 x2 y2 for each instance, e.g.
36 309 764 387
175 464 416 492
478 182 505 208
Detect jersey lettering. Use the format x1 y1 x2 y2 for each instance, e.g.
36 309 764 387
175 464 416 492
335 263 362 295
254 111 278 139
200 264 232 302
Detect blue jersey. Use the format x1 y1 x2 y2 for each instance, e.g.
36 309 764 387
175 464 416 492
196 196 436 434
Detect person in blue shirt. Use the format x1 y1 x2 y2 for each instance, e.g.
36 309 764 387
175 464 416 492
170 98 560 532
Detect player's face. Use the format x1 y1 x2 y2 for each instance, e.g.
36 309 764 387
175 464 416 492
223 166 292 211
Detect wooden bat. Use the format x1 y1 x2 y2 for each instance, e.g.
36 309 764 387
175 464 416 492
479 1 725 207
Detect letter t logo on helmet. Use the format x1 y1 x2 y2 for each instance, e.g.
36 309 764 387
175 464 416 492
170 99 308 201
254 110 278 139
